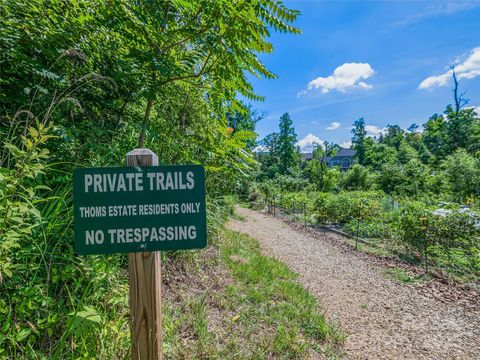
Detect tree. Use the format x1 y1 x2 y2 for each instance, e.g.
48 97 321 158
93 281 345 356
396 159 429 197
341 164 370 190
445 106 479 153
377 163 404 194
381 125 405 150
324 141 341 156
423 113 449 162
312 144 325 160
351 118 367 165
257 132 281 179
442 149 479 203
226 104 265 149
303 159 327 189
397 140 419 164
451 66 469 113
102 0 301 147
323 168 340 192
377 160 428 197
277 112 298 174
363 142 397 170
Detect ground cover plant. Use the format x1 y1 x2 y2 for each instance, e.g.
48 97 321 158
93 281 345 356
162 228 344 359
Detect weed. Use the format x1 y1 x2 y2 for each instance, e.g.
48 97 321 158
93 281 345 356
383 268 430 284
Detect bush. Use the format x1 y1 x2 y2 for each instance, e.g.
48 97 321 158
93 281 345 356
313 191 384 224
254 182 479 279
397 200 431 254
428 210 480 276
340 164 371 190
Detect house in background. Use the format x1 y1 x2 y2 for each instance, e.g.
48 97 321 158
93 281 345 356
300 148 356 170
320 148 356 170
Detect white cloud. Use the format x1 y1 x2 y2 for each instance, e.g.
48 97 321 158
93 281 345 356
340 140 352 149
297 133 324 153
253 145 267 153
467 106 480 116
365 125 386 136
307 63 375 94
419 47 480 89
326 121 341 130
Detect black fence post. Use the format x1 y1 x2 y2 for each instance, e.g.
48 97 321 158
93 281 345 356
356 217 360 251
303 202 307 227
420 217 429 273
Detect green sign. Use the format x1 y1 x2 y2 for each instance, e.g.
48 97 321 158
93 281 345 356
73 165 207 255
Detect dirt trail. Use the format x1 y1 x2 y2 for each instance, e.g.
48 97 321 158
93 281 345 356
228 207 480 360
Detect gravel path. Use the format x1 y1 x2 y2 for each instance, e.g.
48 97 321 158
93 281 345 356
228 207 480 360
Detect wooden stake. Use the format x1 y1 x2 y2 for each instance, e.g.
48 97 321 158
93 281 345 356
126 149 162 360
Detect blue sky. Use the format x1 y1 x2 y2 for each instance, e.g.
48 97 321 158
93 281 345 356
248 0 480 152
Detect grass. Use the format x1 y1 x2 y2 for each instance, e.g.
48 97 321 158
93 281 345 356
342 236 391 257
231 212 246 222
383 268 431 284
162 229 345 359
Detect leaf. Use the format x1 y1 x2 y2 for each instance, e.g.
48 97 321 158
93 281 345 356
15 328 31 342
69 306 102 326
34 185 51 191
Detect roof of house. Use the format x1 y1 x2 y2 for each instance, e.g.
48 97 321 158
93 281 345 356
301 148 356 163
320 148 356 162
335 148 356 157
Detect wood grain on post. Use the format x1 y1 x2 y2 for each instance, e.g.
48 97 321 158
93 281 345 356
126 149 162 360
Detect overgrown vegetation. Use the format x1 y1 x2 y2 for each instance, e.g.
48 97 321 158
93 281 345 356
163 229 344 359
0 0 306 358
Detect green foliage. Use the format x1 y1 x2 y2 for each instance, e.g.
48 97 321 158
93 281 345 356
0 124 131 358
380 125 404 150
363 142 397 170
226 104 264 149
257 113 300 178
422 108 480 163
0 121 53 283
340 164 371 190
442 149 480 203
313 191 383 224
303 159 326 190
278 113 299 174
0 0 302 357
351 118 367 165
383 268 430 284
255 183 479 280
397 140 419 164
398 201 430 253
428 211 480 276
222 230 344 357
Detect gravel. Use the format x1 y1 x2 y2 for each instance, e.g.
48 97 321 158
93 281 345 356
228 207 480 360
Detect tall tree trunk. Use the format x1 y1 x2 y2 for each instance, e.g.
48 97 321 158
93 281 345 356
453 68 460 113
138 98 153 148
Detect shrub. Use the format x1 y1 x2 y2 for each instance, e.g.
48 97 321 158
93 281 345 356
313 191 384 224
397 200 431 254
428 210 479 276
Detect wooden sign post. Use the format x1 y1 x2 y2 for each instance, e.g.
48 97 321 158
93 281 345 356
72 148 207 360
126 149 162 360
